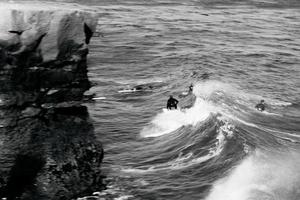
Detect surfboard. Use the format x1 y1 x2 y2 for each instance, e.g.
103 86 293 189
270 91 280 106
163 108 182 112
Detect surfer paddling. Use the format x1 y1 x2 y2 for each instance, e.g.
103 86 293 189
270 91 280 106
255 100 266 111
167 95 179 110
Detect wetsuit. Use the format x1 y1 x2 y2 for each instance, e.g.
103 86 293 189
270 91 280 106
189 85 193 93
255 103 265 111
167 97 179 110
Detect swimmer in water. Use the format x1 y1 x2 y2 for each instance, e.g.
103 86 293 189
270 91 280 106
255 100 266 111
189 84 193 93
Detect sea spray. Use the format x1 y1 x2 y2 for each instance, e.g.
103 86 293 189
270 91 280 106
140 98 215 138
206 150 300 200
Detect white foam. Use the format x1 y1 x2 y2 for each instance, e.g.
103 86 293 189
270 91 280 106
92 97 107 100
261 110 282 116
206 150 300 200
267 99 292 106
114 195 134 200
112 77 165 85
218 120 235 138
140 98 215 138
140 80 240 138
118 89 138 93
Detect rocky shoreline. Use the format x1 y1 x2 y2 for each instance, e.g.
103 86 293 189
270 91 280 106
0 2 104 199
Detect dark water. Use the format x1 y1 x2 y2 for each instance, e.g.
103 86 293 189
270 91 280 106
80 1 299 199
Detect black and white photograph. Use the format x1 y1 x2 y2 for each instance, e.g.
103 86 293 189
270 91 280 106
0 0 299 199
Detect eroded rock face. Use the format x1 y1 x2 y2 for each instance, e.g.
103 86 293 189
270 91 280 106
0 2 104 199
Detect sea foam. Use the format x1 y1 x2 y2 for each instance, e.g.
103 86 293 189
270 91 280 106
206 150 300 200
140 98 215 138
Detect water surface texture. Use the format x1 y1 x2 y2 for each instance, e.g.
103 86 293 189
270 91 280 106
83 1 299 199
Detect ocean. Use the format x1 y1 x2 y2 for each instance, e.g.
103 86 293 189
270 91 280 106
79 0 299 199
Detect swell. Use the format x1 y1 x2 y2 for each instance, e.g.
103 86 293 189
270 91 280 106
122 115 238 173
90 79 300 200
120 81 253 173
121 80 299 170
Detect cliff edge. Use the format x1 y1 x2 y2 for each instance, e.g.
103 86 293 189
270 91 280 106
0 2 104 199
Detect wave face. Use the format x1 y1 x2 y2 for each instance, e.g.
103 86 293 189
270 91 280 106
81 2 300 200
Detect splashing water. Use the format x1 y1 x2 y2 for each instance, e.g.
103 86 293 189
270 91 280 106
206 150 300 200
140 98 216 138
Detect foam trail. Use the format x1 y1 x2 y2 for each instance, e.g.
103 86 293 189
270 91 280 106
93 97 106 100
114 78 165 85
265 99 292 106
206 150 300 200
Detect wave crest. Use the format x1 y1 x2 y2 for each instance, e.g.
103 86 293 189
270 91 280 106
140 98 216 138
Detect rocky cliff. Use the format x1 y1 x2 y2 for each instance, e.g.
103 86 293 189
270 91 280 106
0 2 104 200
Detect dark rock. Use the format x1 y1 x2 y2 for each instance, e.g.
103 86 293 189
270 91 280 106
21 107 41 118
0 3 103 200
84 23 94 45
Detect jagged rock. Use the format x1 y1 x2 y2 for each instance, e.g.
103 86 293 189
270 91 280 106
0 2 104 200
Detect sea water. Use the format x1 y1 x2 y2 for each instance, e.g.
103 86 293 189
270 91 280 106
76 0 299 199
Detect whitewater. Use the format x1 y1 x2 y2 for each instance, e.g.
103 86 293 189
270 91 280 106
68 0 300 199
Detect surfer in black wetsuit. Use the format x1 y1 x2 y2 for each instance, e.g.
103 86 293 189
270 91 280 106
255 100 265 111
189 84 193 93
167 95 179 110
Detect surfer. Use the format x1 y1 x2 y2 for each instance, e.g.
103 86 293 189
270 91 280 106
255 100 266 111
167 95 179 110
189 84 193 93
